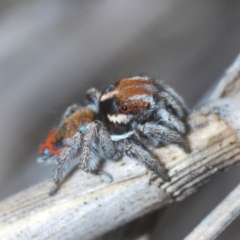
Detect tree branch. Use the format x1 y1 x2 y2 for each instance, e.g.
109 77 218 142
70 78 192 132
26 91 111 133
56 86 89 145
1 54 240 240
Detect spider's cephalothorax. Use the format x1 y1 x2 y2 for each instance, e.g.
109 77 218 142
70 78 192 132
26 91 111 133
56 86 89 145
100 76 187 138
99 76 189 180
100 76 187 129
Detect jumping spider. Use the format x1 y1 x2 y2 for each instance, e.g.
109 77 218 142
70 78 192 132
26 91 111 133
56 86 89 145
38 76 188 193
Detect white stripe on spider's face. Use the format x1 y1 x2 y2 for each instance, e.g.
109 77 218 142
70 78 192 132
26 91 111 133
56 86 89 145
100 90 118 102
127 76 150 81
107 114 133 124
128 94 154 105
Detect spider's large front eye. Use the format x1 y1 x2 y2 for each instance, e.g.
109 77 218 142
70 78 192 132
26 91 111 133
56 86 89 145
120 104 128 113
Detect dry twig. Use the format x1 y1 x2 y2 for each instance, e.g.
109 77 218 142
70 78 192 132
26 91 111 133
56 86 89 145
184 182 240 240
183 53 240 240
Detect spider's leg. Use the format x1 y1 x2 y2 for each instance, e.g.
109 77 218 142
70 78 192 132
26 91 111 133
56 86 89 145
162 83 188 114
157 91 188 118
51 132 82 194
51 146 72 195
85 88 101 114
136 122 189 152
95 122 115 182
124 140 170 181
98 123 115 159
78 121 100 172
156 108 186 134
79 121 114 180
69 131 83 156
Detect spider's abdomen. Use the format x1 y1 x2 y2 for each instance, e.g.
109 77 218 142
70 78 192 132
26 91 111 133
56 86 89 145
39 108 95 160
39 129 62 157
58 108 95 138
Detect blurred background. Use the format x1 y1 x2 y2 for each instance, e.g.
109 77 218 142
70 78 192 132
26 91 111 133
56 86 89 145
0 0 240 239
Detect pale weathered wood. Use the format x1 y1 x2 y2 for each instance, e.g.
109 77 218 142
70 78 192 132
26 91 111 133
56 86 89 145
182 53 240 240
1 54 240 239
210 53 240 100
184 182 240 240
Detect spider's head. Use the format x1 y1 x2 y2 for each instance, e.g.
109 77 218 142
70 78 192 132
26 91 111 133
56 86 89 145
100 76 155 125
38 129 63 164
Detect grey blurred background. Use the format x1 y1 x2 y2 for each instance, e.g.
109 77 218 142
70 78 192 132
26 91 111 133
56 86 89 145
0 0 240 239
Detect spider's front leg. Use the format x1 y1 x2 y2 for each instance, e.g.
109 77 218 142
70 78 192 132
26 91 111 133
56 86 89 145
136 122 189 152
155 81 188 119
78 120 115 182
123 139 170 181
155 107 186 135
152 84 190 152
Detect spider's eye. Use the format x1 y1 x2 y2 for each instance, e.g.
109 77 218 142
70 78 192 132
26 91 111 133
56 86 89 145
121 104 128 112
